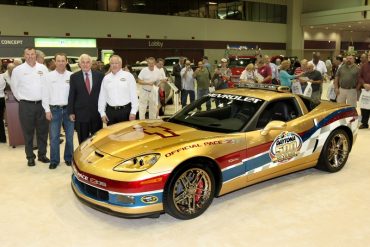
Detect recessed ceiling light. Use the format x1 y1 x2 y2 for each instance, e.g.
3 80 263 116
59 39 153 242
348 25 352 28
325 27 329 29
310 26 314 29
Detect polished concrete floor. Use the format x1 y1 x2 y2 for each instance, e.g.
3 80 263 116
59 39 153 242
1 88 370 246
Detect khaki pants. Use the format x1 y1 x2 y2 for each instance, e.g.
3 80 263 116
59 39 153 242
139 88 158 120
337 88 357 107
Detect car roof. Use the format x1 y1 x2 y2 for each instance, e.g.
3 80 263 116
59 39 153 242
215 85 294 102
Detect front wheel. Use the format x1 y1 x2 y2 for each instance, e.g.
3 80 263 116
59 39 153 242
163 163 215 220
317 129 351 172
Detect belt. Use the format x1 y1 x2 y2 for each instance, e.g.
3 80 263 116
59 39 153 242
50 105 67 109
20 100 41 104
107 103 131 110
340 86 356 89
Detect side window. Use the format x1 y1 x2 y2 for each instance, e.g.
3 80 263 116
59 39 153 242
256 99 300 129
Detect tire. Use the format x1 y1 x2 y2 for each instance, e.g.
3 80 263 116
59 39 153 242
163 163 215 220
317 129 351 173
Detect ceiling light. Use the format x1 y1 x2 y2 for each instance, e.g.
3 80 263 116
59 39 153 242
348 25 351 28
310 26 314 29
207 2 217 4
325 27 329 29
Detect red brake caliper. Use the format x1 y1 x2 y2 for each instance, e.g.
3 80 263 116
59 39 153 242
195 179 204 203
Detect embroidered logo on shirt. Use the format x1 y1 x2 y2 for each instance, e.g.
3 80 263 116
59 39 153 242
120 78 126 81
37 71 43 75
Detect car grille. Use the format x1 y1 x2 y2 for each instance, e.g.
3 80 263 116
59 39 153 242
74 177 109 201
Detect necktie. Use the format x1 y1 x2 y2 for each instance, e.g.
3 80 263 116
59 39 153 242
85 72 91 94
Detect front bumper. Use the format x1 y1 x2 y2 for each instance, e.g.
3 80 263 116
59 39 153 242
71 174 164 218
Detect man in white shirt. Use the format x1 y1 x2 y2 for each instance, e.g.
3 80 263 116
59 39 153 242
310 52 327 76
42 53 73 169
11 48 50 166
98 55 138 125
180 60 195 107
137 57 162 119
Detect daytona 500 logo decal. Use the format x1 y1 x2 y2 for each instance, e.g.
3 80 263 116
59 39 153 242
269 131 302 163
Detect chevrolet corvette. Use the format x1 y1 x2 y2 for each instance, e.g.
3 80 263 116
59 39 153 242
71 84 358 220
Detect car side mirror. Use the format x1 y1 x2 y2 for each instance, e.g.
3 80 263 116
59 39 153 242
260 121 287 136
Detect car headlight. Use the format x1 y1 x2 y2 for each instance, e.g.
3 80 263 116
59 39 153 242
113 154 161 172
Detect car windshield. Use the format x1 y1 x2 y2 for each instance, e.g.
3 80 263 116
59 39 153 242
168 93 264 133
164 59 179 66
229 58 256 67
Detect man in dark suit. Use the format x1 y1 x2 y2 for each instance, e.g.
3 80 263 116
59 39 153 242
68 54 104 144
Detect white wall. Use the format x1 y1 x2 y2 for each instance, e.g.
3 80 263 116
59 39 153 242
302 0 363 13
0 5 286 43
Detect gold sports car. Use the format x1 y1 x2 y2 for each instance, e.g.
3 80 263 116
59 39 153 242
71 84 358 220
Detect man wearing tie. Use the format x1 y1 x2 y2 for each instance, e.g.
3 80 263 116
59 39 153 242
67 54 104 144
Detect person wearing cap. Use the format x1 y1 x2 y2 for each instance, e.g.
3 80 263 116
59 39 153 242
180 60 195 107
11 48 50 166
212 58 231 89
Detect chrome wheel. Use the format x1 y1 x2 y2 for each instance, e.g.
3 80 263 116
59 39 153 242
317 129 351 173
172 168 212 215
327 133 349 168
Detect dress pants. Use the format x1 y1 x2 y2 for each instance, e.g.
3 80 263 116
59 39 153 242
106 103 131 126
0 97 5 143
361 108 370 127
19 101 48 160
75 118 102 144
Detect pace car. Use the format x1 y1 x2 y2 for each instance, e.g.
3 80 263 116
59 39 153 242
71 84 359 220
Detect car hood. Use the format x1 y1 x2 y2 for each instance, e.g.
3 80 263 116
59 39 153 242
92 120 221 159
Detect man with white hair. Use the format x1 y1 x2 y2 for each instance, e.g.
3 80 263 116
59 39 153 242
68 53 104 144
98 55 138 125
302 62 323 101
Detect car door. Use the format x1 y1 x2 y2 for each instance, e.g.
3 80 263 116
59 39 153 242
244 97 314 183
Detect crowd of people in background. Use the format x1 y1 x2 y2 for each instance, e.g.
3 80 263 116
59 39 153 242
1 48 370 170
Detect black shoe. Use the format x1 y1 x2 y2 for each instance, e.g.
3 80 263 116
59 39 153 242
27 159 35 166
59 139 64 144
38 156 50 163
33 146 38 150
49 163 58 169
65 161 71 166
359 124 369 129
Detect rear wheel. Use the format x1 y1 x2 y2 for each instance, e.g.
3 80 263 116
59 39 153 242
163 163 215 220
317 129 351 172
